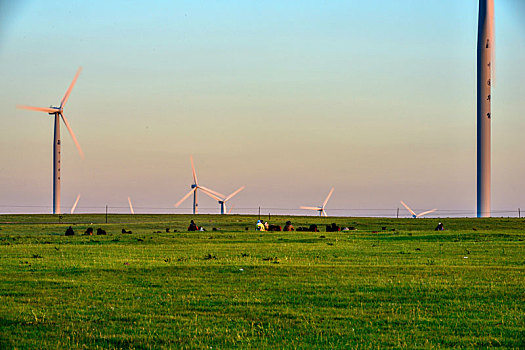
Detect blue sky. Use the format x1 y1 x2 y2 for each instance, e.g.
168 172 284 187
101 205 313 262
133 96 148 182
0 0 524 216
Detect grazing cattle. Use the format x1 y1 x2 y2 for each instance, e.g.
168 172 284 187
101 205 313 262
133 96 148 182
165 228 170 233
65 226 75 236
97 228 107 235
326 223 340 232
309 224 319 232
84 227 94 235
283 221 294 232
188 220 198 231
267 224 281 231
121 229 132 234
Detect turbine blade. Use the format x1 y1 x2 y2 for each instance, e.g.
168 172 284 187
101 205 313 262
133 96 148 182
128 197 135 215
17 105 58 113
198 186 225 199
190 155 198 186
60 67 82 108
300 206 321 211
400 200 417 217
60 113 84 159
322 187 335 208
228 205 234 214
70 194 81 214
199 187 222 201
322 209 327 217
416 209 437 218
224 186 245 202
175 188 196 207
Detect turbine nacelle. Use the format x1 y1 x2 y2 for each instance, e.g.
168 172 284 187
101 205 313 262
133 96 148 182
48 107 62 115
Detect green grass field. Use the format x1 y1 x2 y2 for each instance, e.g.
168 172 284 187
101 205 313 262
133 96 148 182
0 215 523 349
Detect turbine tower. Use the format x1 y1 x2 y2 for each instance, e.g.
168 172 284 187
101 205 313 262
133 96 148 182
17 67 84 215
477 0 494 217
175 156 224 214
300 187 334 217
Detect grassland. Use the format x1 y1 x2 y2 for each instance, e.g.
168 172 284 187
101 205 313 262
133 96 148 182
0 214 523 349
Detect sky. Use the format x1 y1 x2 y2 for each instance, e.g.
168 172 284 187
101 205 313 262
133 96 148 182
0 0 524 217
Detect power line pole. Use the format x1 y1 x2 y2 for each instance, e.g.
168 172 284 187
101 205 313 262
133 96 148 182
396 208 399 219
105 205 108 224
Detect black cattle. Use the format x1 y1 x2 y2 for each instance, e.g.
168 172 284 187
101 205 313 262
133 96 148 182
84 227 94 235
283 221 294 232
97 228 107 235
188 220 198 231
65 226 75 236
326 223 340 232
267 224 281 231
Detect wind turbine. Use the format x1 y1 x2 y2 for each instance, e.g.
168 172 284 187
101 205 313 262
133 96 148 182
400 201 437 218
17 67 84 215
217 186 245 214
300 187 334 217
477 0 494 217
70 194 81 214
175 156 224 214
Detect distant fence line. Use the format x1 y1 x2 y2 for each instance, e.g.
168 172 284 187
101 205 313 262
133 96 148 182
0 205 523 218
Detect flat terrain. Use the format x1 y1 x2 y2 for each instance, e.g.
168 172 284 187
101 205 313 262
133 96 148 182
0 215 523 349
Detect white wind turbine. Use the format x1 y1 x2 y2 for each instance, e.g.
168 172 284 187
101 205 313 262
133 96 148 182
175 156 225 214
17 67 84 215
400 201 437 218
300 187 334 217
215 186 246 214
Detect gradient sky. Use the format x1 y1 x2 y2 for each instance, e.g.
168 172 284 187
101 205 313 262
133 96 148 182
1 0 524 216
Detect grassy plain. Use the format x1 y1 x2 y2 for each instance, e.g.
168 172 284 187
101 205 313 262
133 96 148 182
0 214 523 349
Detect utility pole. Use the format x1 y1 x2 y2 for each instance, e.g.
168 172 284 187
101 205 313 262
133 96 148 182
397 208 399 219
519 208 521 218
258 206 261 220
105 205 108 224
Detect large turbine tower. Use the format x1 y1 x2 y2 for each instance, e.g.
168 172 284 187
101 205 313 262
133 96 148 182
477 0 494 217
17 68 84 215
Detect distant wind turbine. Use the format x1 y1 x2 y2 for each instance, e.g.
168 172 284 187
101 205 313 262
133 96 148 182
17 67 84 215
213 186 245 214
300 187 334 217
70 194 81 214
400 201 437 218
175 156 224 214
128 197 135 215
